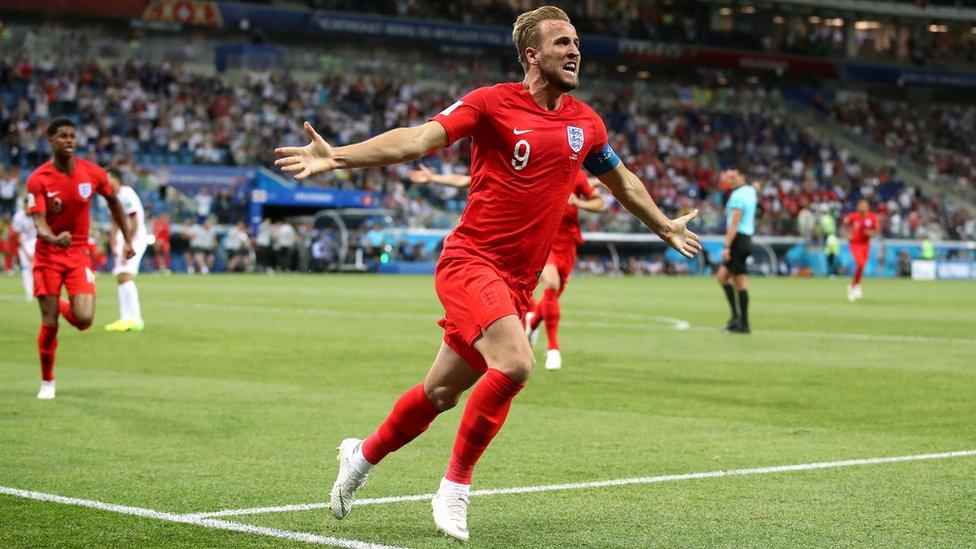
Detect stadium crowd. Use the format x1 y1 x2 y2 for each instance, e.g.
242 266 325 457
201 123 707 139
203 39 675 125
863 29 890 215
830 96 976 186
319 0 976 67
1 18 974 277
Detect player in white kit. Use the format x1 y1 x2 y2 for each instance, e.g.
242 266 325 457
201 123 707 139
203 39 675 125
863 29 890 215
105 172 148 332
11 197 38 302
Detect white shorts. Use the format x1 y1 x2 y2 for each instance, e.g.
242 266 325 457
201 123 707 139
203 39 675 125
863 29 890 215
113 238 149 276
18 239 36 270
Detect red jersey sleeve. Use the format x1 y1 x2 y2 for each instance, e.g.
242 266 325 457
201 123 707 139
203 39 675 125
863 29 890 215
586 111 610 157
430 86 493 145
26 173 46 215
92 163 114 198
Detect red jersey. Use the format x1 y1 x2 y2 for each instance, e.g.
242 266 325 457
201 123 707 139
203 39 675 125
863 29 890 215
153 219 171 243
551 171 597 254
844 211 879 245
26 157 114 259
432 83 609 288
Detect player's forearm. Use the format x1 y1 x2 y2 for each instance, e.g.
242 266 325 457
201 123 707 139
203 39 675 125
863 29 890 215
32 215 57 244
577 196 606 213
107 199 132 243
724 224 738 247
333 126 443 169
610 174 673 237
429 174 470 188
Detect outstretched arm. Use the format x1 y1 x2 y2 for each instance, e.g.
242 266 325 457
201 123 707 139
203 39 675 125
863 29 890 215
596 163 701 258
408 164 471 188
276 121 448 180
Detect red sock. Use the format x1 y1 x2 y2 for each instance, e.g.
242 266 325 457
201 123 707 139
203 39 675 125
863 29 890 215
38 323 58 381
445 369 524 484
529 299 543 330
540 288 561 350
361 383 441 465
853 263 864 285
59 299 90 330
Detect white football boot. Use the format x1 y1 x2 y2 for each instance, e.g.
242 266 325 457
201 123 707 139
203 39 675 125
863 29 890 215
545 349 562 370
847 284 856 302
36 380 55 400
329 438 369 519
432 480 470 542
853 284 863 300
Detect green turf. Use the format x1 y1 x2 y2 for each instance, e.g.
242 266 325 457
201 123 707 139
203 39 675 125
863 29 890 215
1 274 974 548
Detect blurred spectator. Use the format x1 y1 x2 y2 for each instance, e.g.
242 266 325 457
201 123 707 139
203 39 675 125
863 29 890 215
189 218 217 274
272 220 297 272
224 220 252 272
0 166 17 216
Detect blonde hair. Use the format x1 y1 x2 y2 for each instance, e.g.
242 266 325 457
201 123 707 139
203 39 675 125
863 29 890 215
512 6 571 72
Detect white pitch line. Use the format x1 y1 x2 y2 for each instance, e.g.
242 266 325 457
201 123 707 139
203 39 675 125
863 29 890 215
0 486 406 549
3 294 972 344
188 449 976 519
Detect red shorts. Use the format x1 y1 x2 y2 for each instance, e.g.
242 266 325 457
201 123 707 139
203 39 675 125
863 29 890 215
546 245 578 297
850 242 869 266
435 257 534 373
33 248 96 297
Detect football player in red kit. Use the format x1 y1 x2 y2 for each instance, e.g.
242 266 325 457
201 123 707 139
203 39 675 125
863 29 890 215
25 117 134 399
843 198 878 302
408 166 605 370
276 6 700 541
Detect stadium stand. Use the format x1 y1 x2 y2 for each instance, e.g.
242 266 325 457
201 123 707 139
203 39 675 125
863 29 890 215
1 2 974 275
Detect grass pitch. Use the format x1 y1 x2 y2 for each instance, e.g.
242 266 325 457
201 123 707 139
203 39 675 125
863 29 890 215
1 273 974 548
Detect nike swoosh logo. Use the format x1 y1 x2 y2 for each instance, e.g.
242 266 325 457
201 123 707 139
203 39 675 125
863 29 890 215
513 129 533 135
47 192 60 197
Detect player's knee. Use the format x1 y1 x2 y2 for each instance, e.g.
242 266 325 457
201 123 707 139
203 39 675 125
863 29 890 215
493 350 534 384
75 312 94 330
426 384 463 411
543 278 560 291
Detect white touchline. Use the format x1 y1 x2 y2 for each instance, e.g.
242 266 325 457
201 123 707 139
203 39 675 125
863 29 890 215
186 449 976 519
0 486 406 549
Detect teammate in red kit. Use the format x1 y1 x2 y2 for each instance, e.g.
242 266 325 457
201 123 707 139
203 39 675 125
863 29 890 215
843 198 878 302
408 166 605 371
276 6 700 541
25 117 134 399
152 212 172 273
526 171 604 369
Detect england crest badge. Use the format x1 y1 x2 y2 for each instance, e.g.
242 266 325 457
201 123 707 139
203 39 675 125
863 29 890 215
78 182 92 199
567 126 584 153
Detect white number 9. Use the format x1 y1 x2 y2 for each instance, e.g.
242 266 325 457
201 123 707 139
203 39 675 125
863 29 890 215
511 139 530 171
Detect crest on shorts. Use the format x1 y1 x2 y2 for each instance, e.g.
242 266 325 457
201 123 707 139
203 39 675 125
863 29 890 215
78 182 92 199
567 126 584 153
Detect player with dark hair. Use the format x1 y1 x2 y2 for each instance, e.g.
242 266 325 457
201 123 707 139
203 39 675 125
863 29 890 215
716 170 757 334
276 6 700 541
25 117 134 399
843 198 879 302
104 168 148 332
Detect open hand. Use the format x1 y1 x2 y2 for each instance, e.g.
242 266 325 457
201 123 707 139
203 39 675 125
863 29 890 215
662 209 702 259
408 165 433 184
274 122 336 180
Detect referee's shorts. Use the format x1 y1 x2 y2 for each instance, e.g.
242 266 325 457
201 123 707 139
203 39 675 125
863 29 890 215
723 233 752 275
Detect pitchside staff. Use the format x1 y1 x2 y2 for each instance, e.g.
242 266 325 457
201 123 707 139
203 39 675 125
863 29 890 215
716 170 757 334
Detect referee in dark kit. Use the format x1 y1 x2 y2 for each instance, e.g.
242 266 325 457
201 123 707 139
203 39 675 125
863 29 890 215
716 170 757 334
